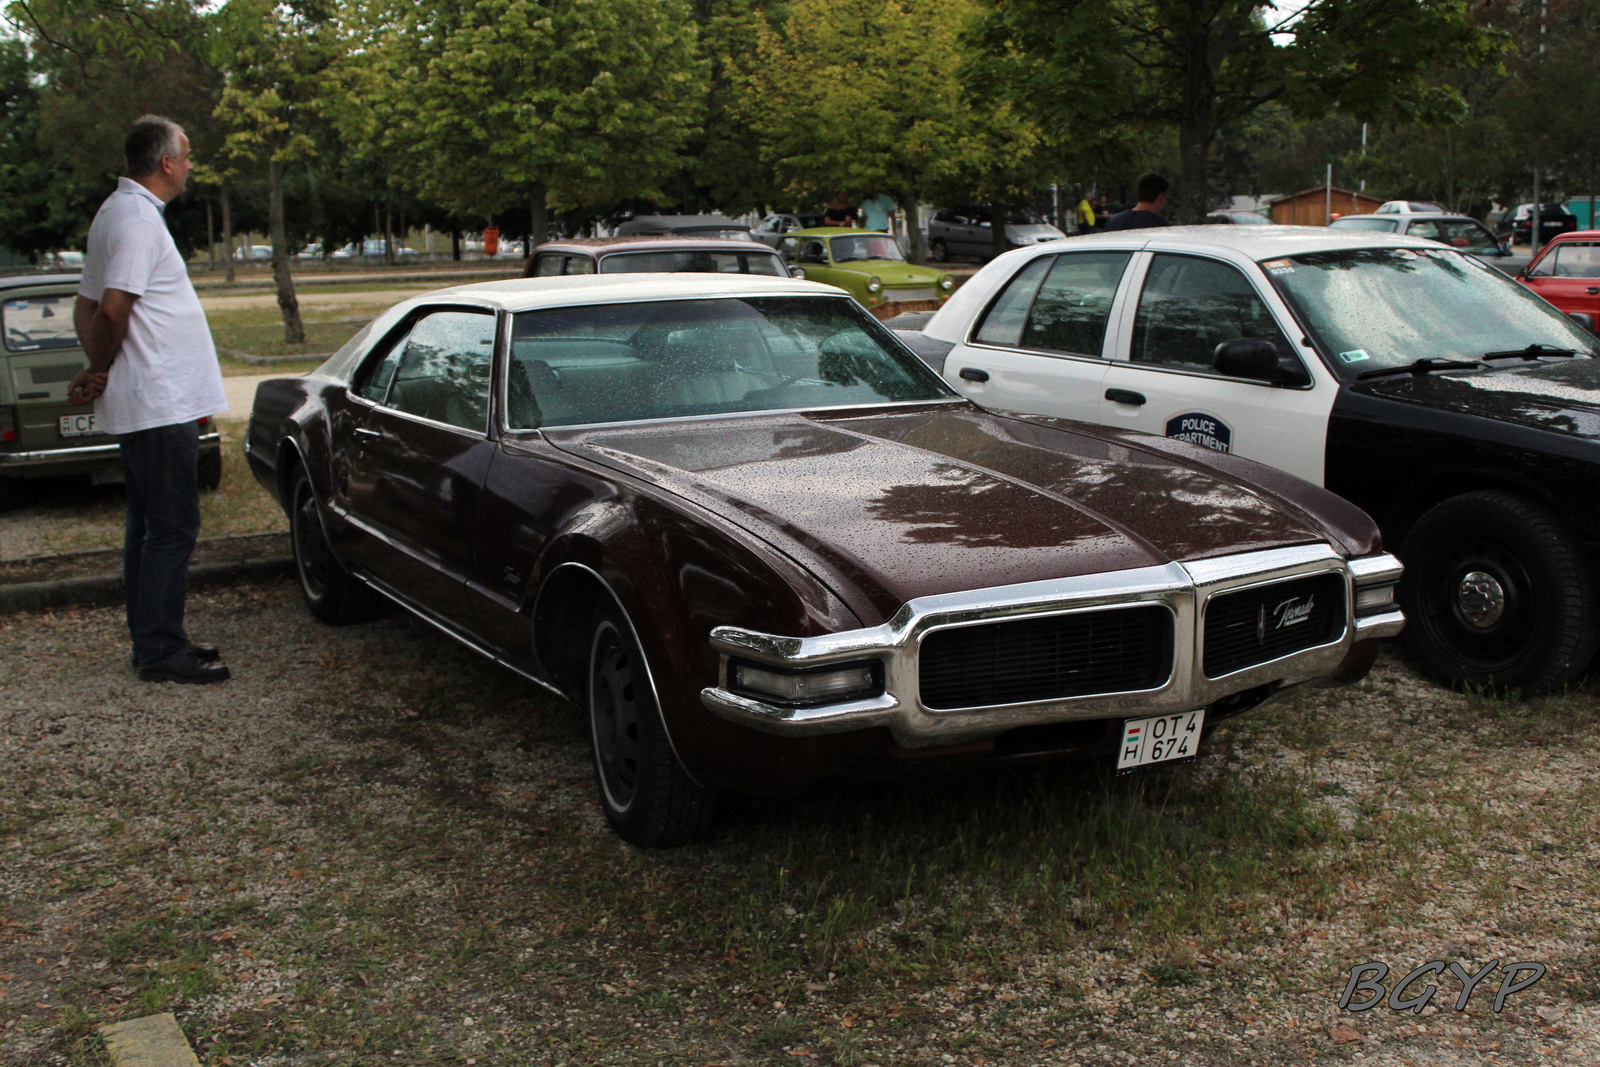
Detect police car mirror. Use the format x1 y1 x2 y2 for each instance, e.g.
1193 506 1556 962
1212 338 1282 381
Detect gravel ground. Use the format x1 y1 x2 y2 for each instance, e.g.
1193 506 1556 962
2 580 1598 1066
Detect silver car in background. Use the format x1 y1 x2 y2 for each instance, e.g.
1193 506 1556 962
927 206 1064 261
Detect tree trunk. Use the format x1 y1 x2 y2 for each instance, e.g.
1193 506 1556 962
384 203 395 266
268 160 305 345
1176 88 1216 223
205 196 215 271
902 185 927 265
990 202 1008 260
220 180 235 285
452 222 462 261
530 185 549 248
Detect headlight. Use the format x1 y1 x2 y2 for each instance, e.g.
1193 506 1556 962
730 660 881 705
866 276 881 293
939 274 954 290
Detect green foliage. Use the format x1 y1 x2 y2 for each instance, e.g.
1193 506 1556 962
349 0 707 221
0 37 99 256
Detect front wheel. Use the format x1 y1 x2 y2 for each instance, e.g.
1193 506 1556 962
588 602 715 846
1399 491 1596 694
930 238 948 262
290 469 385 625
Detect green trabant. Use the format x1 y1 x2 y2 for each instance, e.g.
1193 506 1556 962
776 228 954 318
0 274 222 509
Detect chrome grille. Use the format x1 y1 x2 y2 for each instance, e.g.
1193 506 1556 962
919 606 1173 710
1202 573 1345 678
885 287 936 302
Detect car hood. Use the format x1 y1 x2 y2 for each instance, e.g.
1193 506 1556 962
828 259 944 284
545 405 1337 624
1352 358 1600 439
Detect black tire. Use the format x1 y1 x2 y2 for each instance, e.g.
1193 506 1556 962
587 601 716 846
197 448 222 492
290 469 385 625
1399 491 1597 694
930 238 948 262
0 476 18 513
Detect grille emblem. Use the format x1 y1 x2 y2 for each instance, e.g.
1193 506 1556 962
1256 595 1315 644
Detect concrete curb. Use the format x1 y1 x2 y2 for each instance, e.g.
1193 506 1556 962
219 347 334 366
0 556 293 615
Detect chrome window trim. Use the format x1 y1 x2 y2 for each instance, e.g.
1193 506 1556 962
500 397 968 437
701 546 1404 747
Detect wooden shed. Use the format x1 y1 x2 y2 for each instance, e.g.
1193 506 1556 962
1265 187 1384 226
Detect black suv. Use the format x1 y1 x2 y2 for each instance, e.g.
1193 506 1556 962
1505 203 1578 245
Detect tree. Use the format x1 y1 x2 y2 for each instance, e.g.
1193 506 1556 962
212 0 341 343
735 0 1028 264
347 0 706 245
973 0 1504 221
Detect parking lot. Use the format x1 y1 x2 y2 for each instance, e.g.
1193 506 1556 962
3 578 1598 1065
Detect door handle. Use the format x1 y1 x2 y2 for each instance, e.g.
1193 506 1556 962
353 427 382 439
1105 388 1147 406
958 367 990 382
1586 287 1599 294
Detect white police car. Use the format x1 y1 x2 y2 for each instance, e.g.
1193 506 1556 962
901 226 1600 694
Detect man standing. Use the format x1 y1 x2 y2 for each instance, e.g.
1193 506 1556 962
860 188 896 235
69 115 230 684
1104 174 1172 231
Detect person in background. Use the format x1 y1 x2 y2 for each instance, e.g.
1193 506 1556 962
1104 174 1172 231
68 115 230 684
823 191 858 227
1093 194 1111 229
860 188 896 235
1076 193 1096 233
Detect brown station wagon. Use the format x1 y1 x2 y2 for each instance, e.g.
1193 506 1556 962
245 274 1405 846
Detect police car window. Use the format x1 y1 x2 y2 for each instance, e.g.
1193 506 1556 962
973 255 1052 346
386 310 497 432
1018 252 1131 357
1131 255 1289 372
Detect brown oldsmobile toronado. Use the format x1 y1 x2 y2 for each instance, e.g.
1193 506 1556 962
245 274 1405 846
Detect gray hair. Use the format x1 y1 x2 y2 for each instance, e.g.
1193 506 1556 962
124 115 185 178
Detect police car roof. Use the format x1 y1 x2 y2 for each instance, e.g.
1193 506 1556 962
1050 224 1450 260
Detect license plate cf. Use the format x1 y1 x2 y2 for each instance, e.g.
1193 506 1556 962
1117 709 1205 770
59 413 101 437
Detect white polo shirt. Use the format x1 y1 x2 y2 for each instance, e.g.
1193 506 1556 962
79 177 227 435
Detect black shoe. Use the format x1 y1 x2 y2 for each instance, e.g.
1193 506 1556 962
139 646 231 685
132 643 221 668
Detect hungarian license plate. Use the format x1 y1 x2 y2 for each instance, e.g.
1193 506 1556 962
1116 709 1205 770
59 413 102 437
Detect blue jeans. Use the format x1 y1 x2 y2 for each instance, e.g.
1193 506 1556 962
119 421 200 667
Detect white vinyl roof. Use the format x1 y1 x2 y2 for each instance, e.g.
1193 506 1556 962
1045 223 1450 260
425 272 841 313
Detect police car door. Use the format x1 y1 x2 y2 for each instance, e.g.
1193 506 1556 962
942 250 1134 424
1097 250 1337 485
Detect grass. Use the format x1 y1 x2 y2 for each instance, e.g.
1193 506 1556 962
206 303 373 367
0 419 285 557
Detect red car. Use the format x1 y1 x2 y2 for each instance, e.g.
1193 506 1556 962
1518 230 1600 326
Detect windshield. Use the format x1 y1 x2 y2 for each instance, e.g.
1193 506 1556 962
598 251 784 276
1263 248 1597 377
505 296 952 428
829 234 905 263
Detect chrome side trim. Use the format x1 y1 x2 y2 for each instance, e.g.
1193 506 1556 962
1354 607 1406 640
700 547 1406 746
0 431 220 466
1348 553 1404 586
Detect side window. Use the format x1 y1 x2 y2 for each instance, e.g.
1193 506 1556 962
354 328 409 402
1432 221 1496 251
1552 243 1600 278
565 255 595 275
799 239 827 264
778 236 799 264
973 256 1052 346
1019 252 1132 357
386 309 497 432
531 255 563 277
1130 255 1291 372
1528 250 1558 277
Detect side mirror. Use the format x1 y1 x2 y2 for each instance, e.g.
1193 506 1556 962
1567 311 1595 332
1213 338 1310 386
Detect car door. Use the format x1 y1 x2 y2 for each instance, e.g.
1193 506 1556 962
343 306 500 624
942 250 1132 424
1521 240 1600 318
1097 251 1335 485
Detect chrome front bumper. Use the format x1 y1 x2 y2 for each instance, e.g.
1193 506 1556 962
701 545 1405 747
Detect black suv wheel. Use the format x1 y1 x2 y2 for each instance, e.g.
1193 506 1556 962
1400 491 1597 693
